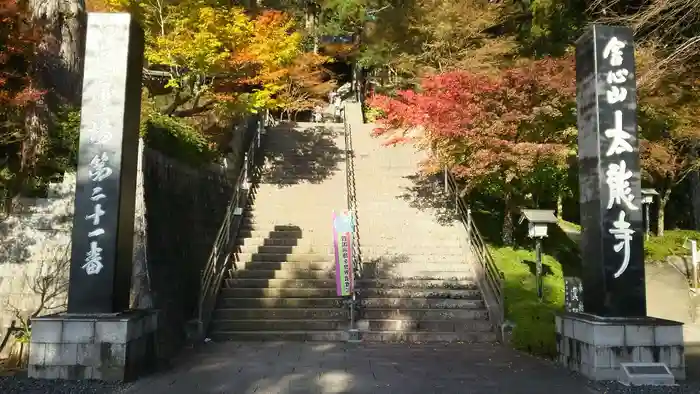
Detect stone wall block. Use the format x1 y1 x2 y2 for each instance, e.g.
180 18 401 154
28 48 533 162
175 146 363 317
62 321 95 343
96 321 129 344
625 325 654 346
77 343 102 367
32 320 62 343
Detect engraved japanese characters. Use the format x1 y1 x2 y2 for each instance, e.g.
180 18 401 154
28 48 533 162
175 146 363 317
601 36 638 279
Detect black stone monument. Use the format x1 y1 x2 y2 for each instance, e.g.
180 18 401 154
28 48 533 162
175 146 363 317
67 12 145 314
576 24 645 317
29 14 159 382
556 24 685 381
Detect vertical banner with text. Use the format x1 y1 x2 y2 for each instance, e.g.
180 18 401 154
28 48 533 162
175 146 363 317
333 210 355 296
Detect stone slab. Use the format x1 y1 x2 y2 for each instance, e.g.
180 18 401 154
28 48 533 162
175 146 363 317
556 312 686 381
29 309 158 382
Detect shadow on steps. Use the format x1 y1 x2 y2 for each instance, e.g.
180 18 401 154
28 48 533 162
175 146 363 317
261 123 345 187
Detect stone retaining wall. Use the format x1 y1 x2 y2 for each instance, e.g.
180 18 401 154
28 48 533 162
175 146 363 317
0 121 253 359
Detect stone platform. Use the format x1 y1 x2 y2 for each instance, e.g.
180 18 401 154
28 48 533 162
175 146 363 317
28 309 158 381
556 312 685 381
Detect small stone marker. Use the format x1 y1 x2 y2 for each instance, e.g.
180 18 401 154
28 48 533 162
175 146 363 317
619 363 676 386
564 276 584 313
67 12 145 314
576 24 646 317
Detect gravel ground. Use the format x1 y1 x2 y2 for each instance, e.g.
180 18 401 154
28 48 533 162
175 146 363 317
0 376 134 394
2 376 700 393
588 381 700 393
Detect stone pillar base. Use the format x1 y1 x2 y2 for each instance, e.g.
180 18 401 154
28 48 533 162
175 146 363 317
28 309 158 382
556 312 685 381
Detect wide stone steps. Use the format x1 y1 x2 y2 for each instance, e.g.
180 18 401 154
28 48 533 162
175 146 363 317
208 118 496 343
227 267 475 281
360 298 484 309
224 278 479 289
229 269 337 280
224 278 337 288
357 319 492 333
211 319 349 332
208 330 347 342
361 331 498 342
213 308 346 320
236 245 333 255
237 229 305 239
229 261 335 271
208 330 497 342
218 297 343 308
360 308 487 320
236 252 330 263
236 237 328 247
216 297 483 309
218 287 483 299
228 259 476 272
209 318 492 333
220 287 338 298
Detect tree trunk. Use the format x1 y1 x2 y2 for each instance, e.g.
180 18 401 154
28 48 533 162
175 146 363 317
657 189 671 237
11 1 84 207
556 192 564 220
691 145 700 230
305 5 318 53
501 193 514 245
29 0 86 105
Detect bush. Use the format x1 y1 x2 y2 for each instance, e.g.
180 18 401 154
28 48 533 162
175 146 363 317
490 246 564 357
1 106 80 201
44 106 80 175
363 105 384 123
470 202 576 358
140 113 218 167
644 229 700 262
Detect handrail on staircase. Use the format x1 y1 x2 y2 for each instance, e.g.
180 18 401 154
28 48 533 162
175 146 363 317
342 103 363 341
195 112 266 338
444 167 505 331
343 110 361 277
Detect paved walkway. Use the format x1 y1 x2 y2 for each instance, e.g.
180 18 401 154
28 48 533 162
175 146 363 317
124 342 595 394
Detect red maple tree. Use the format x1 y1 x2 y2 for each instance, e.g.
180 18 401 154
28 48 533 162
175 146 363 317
369 57 576 243
1 0 44 213
0 0 43 128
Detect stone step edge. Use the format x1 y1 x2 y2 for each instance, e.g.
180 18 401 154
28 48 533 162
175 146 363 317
213 308 487 313
208 331 498 341
211 318 491 324
219 287 482 293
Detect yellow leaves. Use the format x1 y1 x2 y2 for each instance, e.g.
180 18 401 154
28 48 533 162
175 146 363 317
147 6 251 76
86 0 127 12
105 2 328 118
249 11 302 67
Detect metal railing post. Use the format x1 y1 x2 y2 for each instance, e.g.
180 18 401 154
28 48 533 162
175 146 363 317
692 240 698 289
444 166 448 194
466 207 472 241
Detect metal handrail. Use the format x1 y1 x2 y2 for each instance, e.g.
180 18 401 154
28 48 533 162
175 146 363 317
196 113 265 336
343 111 362 277
444 167 505 329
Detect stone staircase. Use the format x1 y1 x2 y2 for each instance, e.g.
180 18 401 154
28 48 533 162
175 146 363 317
347 102 496 342
209 121 351 341
209 108 497 342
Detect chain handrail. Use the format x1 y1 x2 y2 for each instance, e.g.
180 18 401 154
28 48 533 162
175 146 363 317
444 167 505 329
196 113 265 337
